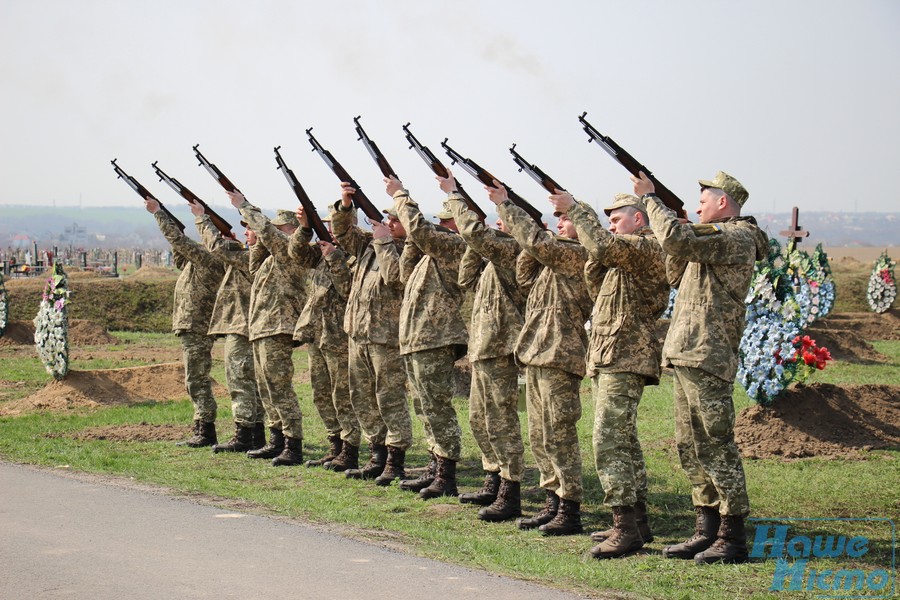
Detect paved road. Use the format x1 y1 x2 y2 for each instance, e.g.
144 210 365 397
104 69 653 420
0 462 591 600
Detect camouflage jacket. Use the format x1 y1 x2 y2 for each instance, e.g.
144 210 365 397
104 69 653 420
154 211 224 335
645 196 769 381
239 201 308 342
289 226 352 352
499 201 591 377
569 202 668 383
448 195 525 362
331 202 404 347
196 215 253 338
393 190 468 356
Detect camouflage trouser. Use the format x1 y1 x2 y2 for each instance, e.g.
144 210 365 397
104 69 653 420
309 343 360 446
252 334 302 440
223 333 263 426
525 366 583 502
406 346 462 461
179 331 217 422
592 372 648 507
470 354 524 481
348 338 412 449
673 366 749 516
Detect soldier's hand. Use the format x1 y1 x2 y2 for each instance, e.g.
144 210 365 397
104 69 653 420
384 176 404 197
437 169 457 194
226 190 246 208
295 206 310 228
631 171 655 197
371 220 391 240
549 191 575 215
485 179 508 206
340 182 356 208
188 200 205 217
144 197 160 214
318 240 336 256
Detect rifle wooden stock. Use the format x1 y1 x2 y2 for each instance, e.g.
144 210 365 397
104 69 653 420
305 127 383 223
509 144 566 194
354 116 398 179
192 144 241 196
273 146 333 244
578 112 686 217
110 159 186 232
151 161 233 238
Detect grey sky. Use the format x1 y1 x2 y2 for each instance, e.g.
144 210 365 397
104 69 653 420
1 0 898 221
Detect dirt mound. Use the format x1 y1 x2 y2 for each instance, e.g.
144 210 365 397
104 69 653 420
0 319 119 346
0 363 226 416
67 423 188 442
805 327 888 363
127 266 178 281
735 383 900 459
814 310 900 341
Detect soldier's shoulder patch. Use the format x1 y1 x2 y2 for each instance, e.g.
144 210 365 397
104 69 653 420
690 224 724 236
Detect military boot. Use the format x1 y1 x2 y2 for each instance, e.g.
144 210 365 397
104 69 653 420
374 446 406 486
662 506 721 559
247 427 284 459
419 456 458 500
458 471 500 506
478 479 522 522
590 506 644 559
183 420 217 448
693 515 749 564
591 500 654 544
176 420 200 446
399 453 437 493
323 442 359 472
250 422 266 450
272 436 303 466
346 443 387 480
305 434 343 468
516 490 559 530
212 422 254 453
538 498 583 536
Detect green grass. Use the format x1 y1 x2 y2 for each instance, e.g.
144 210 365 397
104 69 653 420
1 337 898 599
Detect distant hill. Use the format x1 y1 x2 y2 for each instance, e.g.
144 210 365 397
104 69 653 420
0 205 897 250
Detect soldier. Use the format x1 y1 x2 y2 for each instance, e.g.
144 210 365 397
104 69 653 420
388 176 468 500
550 192 668 558
288 209 359 468
228 191 308 467
486 183 592 536
330 183 413 484
633 171 768 564
442 176 527 521
144 197 224 447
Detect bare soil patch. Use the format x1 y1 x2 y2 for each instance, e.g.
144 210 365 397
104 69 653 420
126 266 179 281
0 319 119 346
735 383 900 460
65 422 189 442
0 363 226 416
810 310 900 342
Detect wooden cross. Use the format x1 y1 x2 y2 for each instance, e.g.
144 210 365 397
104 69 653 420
779 206 809 252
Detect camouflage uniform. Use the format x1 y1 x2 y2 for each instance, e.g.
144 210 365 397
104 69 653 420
239 201 308 441
196 215 263 427
645 195 768 516
448 195 525 482
331 203 412 450
499 201 591 503
289 225 360 448
393 190 467 462
154 211 224 423
569 199 668 507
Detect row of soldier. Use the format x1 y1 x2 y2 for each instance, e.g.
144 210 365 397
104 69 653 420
144 165 767 564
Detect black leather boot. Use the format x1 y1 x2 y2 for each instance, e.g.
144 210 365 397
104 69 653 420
374 446 406 486
182 420 217 448
399 453 437 492
250 422 266 450
346 443 387 480
538 498 584 536
247 427 284 459
662 506 721 559
176 419 200 446
693 515 749 564
420 456 458 499
591 500 654 544
590 506 644 559
516 490 559 530
212 422 254 453
305 434 343 467
324 442 359 472
478 479 522 522
272 436 303 466
459 471 500 506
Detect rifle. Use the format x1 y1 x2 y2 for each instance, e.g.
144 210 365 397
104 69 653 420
353 116 398 179
402 123 486 222
305 127 383 223
509 144 566 194
151 161 233 238
273 146 334 244
578 112 686 217
110 159 185 232
192 144 241 194
440 139 546 228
